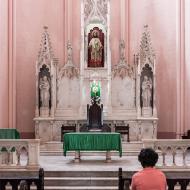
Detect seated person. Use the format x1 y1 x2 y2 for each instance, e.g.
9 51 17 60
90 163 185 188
131 148 166 190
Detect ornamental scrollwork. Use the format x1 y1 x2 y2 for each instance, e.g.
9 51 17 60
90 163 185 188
112 40 134 79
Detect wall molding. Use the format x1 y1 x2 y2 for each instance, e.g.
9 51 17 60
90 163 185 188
8 0 16 129
184 0 190 134
176 0 185 138
120 0 129 61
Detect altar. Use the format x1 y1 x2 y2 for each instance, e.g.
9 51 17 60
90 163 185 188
34 0 158 143
63 132 122 162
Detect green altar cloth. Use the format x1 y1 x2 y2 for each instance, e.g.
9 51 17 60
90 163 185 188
63 132 122 157
0 129 20 139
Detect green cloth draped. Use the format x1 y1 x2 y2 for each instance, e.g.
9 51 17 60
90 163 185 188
0 129 20 152
91 81 101 98
0 129 20 139
63 132 122 157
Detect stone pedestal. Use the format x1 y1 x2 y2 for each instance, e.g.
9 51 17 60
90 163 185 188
106 151 111 163
40 107 49 117
142 107 152 117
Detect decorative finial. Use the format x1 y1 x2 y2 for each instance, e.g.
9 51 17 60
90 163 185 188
139 25 155 65
37 25 54 63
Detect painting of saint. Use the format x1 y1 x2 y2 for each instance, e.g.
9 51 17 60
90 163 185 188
88 28 104 67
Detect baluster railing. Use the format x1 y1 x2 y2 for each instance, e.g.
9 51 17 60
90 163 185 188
143 139 190 168
0 139 40 169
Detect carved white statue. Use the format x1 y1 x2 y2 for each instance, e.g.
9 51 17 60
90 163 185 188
39 76 50 107
142 76 152 107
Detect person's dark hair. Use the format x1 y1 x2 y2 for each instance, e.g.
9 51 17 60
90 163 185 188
138 148 158 168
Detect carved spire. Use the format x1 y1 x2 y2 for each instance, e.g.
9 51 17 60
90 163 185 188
38 26 54 65
58 42 79 79
112 40 134 79
139 25 155 65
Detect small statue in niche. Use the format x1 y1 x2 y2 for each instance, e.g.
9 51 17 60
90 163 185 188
39 75 50 107
88 30 103 67
142 75 152 107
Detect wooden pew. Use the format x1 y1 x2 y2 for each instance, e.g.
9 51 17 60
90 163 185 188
0 168 44 190
118 168 190 190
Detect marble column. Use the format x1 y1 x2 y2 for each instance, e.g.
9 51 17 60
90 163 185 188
176 0 185 138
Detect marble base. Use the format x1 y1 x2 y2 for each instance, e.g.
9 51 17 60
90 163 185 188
142 107 152 117
34 118 158 142
40 107 49 117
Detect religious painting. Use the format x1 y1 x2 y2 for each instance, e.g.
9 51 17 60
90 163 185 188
88 27 104 67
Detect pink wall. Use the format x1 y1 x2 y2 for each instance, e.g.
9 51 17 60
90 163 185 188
0 0 188 138
15 0 65 137
71 0 81 66
185 0 190 136
110 0 121 66
130 0 179 138
0 0 9 129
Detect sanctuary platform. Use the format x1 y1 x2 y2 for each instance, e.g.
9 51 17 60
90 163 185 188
1 140 190 190
39 153 190 190
39 141 190 189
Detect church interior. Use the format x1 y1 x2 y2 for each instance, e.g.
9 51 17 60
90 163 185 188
0 0 190 189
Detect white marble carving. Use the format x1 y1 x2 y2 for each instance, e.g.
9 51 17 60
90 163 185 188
57 42 80 110
34 11 158 144
112 77 135 108
0 139 40 169
39 76 50 107
35 26 57 118
139 25 155 68
143 139 190 168
57 77 80 109
112 40 134 79
84 0 93 21
97 0 108 21
84 0 108 24
37 26 54 66
141 75 152 107
136 26 157 118
58 42 79 80
112 40 135 109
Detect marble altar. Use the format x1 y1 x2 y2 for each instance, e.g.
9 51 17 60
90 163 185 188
34 1 158 143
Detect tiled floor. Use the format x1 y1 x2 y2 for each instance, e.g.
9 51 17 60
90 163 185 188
39 153 190 172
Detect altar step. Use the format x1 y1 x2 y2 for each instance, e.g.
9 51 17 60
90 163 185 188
44 170 118 190
44 187 117 190
40 141 143 156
